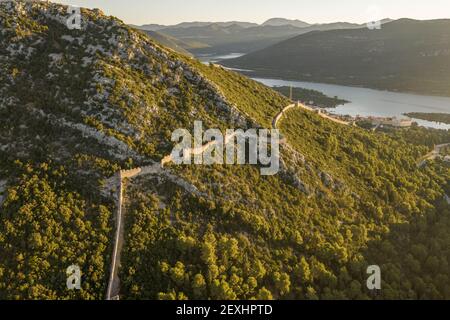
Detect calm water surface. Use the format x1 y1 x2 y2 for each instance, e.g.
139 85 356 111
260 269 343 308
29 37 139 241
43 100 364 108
253 78 450 130
198 53 245 64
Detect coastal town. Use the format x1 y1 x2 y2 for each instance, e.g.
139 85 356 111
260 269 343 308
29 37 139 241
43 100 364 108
300 99 414 130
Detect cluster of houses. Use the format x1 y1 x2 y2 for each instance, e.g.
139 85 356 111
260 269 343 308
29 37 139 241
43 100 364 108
302 101 414 129
366 116 413 128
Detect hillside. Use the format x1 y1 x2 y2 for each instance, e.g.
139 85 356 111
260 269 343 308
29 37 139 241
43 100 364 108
0 0 449 301
224 19 450 97
262 18 310 28
143 30 200 56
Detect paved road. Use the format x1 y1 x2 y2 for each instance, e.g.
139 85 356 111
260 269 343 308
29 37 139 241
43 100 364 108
273 102 351 130
273 104 297 129
297 103 351 126
417 143 450 167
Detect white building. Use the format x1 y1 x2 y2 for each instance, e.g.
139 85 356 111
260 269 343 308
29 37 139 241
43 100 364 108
370 117 412 128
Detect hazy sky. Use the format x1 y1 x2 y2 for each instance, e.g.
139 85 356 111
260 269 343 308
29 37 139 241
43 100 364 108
54 0 450 25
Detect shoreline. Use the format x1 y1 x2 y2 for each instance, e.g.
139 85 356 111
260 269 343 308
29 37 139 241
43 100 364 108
247 76 450 130
218 65 450 99
403 112 450 126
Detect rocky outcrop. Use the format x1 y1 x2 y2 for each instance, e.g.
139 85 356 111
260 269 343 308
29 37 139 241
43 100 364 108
291 174 312 195
319 171 334 188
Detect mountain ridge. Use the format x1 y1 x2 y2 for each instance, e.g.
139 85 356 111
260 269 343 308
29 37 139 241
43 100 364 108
262 18 310 28
150 21 366 55
223 18 450 96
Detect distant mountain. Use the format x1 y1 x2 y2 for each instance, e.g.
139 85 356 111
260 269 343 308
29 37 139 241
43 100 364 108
134 28 212 54
152 21 364 55
133 23 166 31
175 21 258 28
172 21 215 28
302 22 361 32
135 19 390 32
132 21 258 31
157 24 297 54
262 18 310 28
224 19 450 97
130 18 372 55
143 30 195 56
378 18 394 25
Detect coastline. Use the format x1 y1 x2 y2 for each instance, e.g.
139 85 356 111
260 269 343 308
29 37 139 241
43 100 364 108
403 112 450 125
218 65 450 99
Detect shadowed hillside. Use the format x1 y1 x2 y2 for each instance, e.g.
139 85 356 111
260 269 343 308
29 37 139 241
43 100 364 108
224 19 450 97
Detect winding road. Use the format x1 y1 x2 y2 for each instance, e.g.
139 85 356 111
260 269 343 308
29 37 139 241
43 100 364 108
273 102 351 129
417 143 450 168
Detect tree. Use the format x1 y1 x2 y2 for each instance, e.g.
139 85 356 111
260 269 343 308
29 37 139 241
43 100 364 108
256 287 273 300
192 274 206 298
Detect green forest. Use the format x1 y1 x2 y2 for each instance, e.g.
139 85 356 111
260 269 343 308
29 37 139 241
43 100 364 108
0 1 449 300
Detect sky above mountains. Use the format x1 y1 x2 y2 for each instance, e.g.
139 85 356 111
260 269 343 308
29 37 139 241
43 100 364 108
54 0 450 25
